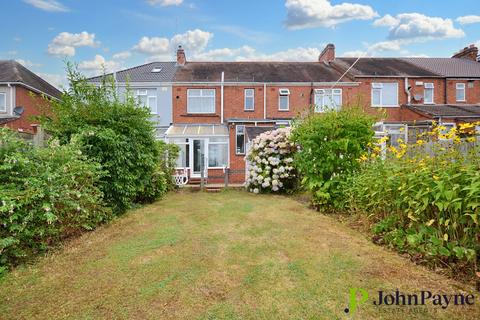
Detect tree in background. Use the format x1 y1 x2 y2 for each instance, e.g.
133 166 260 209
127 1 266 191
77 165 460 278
39 64 173 213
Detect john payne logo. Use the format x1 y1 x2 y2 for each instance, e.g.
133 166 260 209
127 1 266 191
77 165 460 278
344 288 476 315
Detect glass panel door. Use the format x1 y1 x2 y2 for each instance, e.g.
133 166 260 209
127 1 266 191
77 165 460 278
191 139 206 178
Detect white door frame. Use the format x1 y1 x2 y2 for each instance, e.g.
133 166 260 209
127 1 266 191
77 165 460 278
190 138 208 178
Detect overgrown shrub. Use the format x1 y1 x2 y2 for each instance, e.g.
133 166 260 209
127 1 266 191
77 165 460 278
291 107 375 207
246 127 297 193
0 128 110 273
39 65 169 213
338 124 480 275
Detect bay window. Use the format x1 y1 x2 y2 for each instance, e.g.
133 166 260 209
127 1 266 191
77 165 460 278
314 89 342 112
371 83 398 107
187 89 215 113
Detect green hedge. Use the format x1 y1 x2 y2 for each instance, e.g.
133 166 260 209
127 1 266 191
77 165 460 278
0 129 111 273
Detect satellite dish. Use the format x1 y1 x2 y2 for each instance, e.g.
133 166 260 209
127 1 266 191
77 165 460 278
413 94 423 101
13 106 24 116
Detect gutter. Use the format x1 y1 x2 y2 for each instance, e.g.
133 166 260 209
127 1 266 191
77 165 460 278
0 81 60 101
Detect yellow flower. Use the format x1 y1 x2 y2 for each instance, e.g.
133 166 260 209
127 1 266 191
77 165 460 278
416 139 425 146
466 136 476 143
359 154 368 162
433 175 440 180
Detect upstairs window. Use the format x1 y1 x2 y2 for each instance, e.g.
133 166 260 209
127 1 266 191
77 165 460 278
424 83 434 104
236 125 245 155
314 89 342 112
244 89 255 111
0 93 5 112
136 89 157 114
278 88 290 111
371 83 398 107
456 83 466 102
187 89 215 113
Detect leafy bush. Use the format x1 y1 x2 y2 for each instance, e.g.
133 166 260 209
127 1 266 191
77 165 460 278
339 125 480 274
0 128 110 273
246 127 297 193
291 107 375 207
39 65 169 213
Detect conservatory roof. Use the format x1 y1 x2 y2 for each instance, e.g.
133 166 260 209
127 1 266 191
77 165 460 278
165 124 229 137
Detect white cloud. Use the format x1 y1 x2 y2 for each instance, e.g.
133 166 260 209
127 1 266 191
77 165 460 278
456 15 480 25
37 72 67 89
23 0 68 12
78 55 121 76
112 51 132 60
374 13 464 41
146 0 183 6
285 0 378 29
133 36 170 55
47 31 99 57
171 29 213 53
373 14 398 27
15 59 42 68
133 29 214 59
191 45 322 62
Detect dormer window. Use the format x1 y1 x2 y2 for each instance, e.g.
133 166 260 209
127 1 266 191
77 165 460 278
424 83 434 104
278 88 290 111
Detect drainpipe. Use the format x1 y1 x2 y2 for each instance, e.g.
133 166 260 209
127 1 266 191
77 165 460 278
263 83 267 119
404 77 411 105
221 71 224 123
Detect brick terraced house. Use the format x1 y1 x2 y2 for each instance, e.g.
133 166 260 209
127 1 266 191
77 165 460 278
89 44 480 184
0 60 61 134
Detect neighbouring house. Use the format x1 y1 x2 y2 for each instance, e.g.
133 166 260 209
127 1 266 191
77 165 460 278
0 60 61 134
88 62 177 139
328 44 480 145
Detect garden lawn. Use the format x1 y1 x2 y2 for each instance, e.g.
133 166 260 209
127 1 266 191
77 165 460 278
0 190 478 320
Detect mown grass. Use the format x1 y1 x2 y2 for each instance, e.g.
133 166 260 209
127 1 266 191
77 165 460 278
0 190 478 319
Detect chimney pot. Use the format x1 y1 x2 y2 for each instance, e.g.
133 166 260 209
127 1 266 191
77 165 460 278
176 45 186 66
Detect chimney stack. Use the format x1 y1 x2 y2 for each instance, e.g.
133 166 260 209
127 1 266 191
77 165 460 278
452 44 479 61
319 43 335 63
176 45 186 66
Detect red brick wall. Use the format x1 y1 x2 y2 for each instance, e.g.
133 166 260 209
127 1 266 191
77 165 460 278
173 84 361 123
4 86 52 133
446 80 480 104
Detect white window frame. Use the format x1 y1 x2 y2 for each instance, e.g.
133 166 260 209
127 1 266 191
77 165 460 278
456 83 466 102
207 137 229 169
187 88 216 114
244 88 255 111
0 93 6 112
136 89 157 114
314 88 342 112
236 125 246 155
424 83 434 104
371 83 399 107
278 88 290 111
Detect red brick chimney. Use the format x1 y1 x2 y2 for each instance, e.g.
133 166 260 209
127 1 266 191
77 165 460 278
452 44 479 61
176 45 186 66
319 43 335 63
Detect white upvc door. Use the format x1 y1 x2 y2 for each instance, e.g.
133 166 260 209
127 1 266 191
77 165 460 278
190 138 208 178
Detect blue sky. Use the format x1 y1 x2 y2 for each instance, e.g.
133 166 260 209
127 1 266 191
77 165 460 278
1 0 480 88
